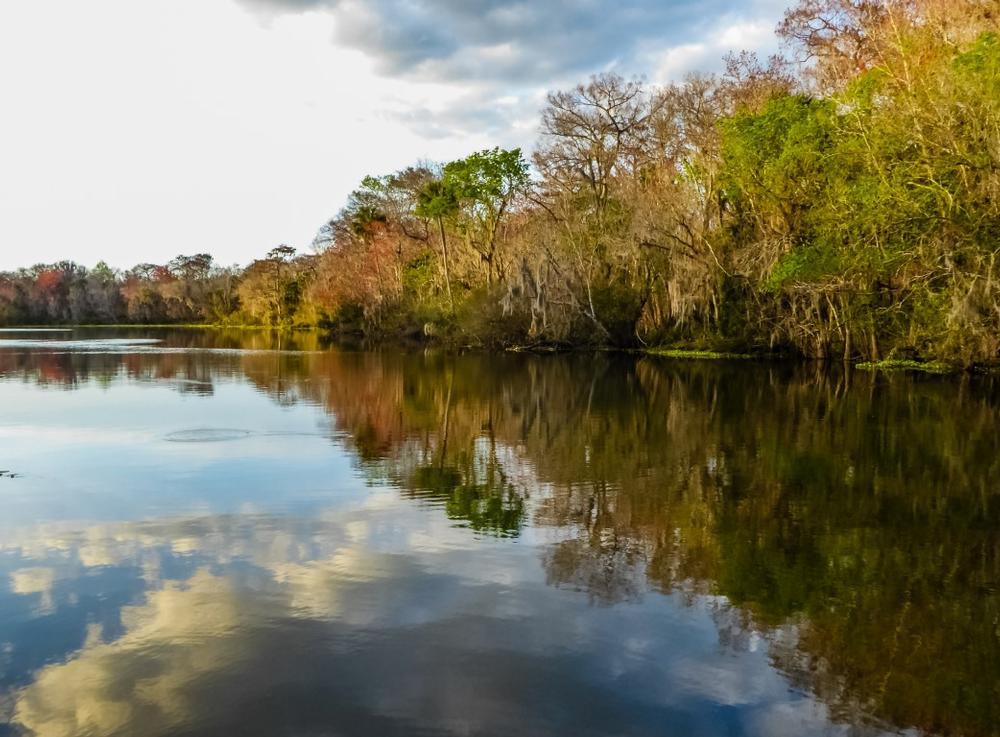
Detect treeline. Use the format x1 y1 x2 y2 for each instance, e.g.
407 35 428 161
3 0 999 366
312 0 1000 365
0 249 313 326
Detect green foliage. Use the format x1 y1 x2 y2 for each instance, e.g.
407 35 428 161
764 246 841 292
414 179 459 222
401 252 437 296
855 359 955 374
5 6 1000 368
645 348 756 360
954 31 1000 76
441 147 529 214
721 95 836 221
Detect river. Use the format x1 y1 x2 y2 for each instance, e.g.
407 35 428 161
0 329 996 737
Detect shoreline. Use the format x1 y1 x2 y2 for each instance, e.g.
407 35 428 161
1 323 994 375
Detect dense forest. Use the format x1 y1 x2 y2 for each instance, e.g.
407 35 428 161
2 0 998 366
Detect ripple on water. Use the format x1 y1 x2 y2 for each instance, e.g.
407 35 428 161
0 338 164 349
164 429 253 443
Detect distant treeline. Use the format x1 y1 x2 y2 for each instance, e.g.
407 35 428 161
0 248 310 328
3 0 999 366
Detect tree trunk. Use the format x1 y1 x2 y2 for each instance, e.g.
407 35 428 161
438 217 455 313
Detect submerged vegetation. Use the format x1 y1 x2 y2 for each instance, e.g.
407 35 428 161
2 1 999 368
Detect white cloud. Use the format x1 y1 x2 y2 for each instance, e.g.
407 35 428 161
0 0 787 272
0 0 494 271
651 19 781 82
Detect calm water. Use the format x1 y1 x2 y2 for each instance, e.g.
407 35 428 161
0 329 997 737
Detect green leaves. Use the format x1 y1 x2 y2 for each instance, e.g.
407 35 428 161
414 179 460 221
442 147 530 207
953 31 1000 76
414 148 529 224
765 246 842 293
721 94 836 223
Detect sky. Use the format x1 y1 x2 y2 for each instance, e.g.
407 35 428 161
0 0 789 271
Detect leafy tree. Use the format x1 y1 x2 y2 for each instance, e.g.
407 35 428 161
415 178 460 313
441 148 529 285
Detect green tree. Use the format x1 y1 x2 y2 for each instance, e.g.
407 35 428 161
415 179 460 313
441 148 529 285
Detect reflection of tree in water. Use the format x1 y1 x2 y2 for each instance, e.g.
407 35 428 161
290 352 1000 737
543 531 647 605
407 459 525 537
400 365 526 536
0 349 221 393
6 339 1000 735
0 329 330 396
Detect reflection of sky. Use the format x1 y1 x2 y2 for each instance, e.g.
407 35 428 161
2 510 873 737
0 352 897 737
0 377 365 526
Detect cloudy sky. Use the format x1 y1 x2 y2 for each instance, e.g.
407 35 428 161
0 0 789 271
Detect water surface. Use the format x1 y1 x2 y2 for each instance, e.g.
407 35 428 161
0 329 997 737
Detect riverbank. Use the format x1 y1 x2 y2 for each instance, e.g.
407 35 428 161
4 322 996 375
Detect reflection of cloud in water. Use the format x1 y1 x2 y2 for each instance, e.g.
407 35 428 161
0 425 160 445
14 569 256 737
9 568 56 614
3 509 880 737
